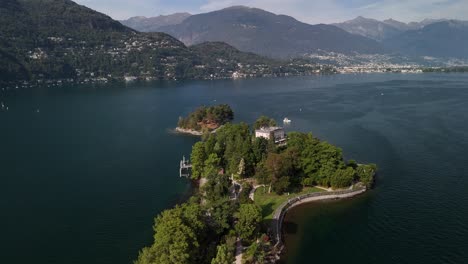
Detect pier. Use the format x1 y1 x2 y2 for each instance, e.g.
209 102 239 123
179 156 192 177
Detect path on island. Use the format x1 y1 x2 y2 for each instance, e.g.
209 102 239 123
235 238 243 264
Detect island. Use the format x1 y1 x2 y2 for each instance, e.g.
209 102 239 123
176 104 234 135
136 113 377 264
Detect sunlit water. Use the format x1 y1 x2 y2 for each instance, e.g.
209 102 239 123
1 73 467 264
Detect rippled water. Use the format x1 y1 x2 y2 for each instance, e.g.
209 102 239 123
1 74 467 264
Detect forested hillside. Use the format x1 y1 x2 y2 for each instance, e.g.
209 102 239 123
0 0 322 85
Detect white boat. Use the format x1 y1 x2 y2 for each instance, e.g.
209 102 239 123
283 117 291 124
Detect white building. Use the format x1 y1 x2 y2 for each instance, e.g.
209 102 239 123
255 127 286 144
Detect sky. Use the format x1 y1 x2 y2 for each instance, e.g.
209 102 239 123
74 0 468 24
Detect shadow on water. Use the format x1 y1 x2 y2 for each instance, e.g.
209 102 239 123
283 221 299 235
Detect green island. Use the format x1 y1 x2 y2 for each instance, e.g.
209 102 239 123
176 104 234 135
136 108 377 264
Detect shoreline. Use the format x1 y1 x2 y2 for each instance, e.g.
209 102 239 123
174 125 224 136
271 186 367 262
174 127 204 136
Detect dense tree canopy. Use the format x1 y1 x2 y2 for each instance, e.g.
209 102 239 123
211 242 235 264
235 204 262 242
178 105 234 131
254 116 277 129
190 122 376 192
136 115 376 264
134 201 206 264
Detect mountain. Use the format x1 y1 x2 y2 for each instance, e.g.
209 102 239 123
120 13 191 32
157 6 384 58
385 20 468 58
383 18 445 31
334 17 468 58
382 19 412 31
333 16 403 41
335 17 459 41
0 0 322 85
406 19 450 30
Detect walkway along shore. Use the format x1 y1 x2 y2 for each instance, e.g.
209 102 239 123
271 186 367 250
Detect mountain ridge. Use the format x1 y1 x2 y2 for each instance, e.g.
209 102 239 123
120 13 191 32
0 0 323 85
156 6 384 58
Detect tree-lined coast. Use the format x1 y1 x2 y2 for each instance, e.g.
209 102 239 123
135 110 376 264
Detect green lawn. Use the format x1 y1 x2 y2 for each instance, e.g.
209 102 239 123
254 186 324 220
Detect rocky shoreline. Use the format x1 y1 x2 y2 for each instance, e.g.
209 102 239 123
174 127 205 136
174 126 224 136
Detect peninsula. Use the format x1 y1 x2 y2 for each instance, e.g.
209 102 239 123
136 112 377 264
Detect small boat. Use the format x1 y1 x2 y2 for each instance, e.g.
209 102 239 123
283 117 292 124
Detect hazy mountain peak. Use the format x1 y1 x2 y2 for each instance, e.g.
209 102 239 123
157 6 383 58
222 5 253 11
120 12 191 32
334 16 402 41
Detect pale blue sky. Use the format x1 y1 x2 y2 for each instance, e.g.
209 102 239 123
75 0 468 23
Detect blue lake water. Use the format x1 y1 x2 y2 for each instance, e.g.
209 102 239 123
1 73 467 263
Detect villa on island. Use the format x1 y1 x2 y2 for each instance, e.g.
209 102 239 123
255 126 287 144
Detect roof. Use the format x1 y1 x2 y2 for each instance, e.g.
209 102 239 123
255 126 284 133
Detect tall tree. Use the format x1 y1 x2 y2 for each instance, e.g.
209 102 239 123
191 142 206 179
235 204 262 242
135 202 206 264
203 153 221 177
206 197 237 235
254 116 277 129
211 242 235 264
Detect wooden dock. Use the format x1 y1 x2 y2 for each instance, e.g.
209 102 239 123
179 156 192 178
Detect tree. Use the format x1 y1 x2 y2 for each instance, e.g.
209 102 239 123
330 167 355 189
211 242 235 264
239 182 253 204
203 153 221 177
254 116 277 129
254 161 269 185
135 202 206 264
347 159 358 169
252 137 268 163
191 142 206 179
207 197 237 235
272 176 290 195
243 241 266 264
235 204 262 242
177 105 234 131
203 172 231 202
356 164 377 188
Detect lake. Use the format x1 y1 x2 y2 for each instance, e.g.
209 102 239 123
1 74 467 264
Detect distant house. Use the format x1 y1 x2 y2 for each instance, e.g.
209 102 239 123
255 127 287 144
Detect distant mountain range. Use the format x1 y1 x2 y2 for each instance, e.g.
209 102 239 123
0 0 322 85
333 16 403 41
133 6 384 59
120 13 191 32
385 20 468 58
334 17 468 58
333 16 459 41
2 1 468 85
123 7 468 60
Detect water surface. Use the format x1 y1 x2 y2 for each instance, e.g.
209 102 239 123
1 74 467 264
